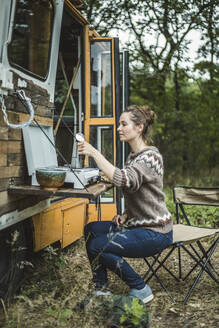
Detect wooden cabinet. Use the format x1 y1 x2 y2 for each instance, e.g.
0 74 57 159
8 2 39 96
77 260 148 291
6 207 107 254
32 197 88 251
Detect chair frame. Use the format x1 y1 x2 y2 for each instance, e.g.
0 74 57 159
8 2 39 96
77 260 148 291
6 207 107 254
143 186 219 305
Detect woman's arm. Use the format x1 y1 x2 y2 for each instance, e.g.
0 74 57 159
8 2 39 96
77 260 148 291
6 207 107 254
77 141 116 181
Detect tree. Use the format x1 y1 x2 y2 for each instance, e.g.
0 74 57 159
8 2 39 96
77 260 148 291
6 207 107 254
83 0 219 184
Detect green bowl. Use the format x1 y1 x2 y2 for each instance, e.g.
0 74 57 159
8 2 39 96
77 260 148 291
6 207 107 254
36 168 66 188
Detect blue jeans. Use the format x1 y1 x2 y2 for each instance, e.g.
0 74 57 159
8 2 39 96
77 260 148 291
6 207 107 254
84 221 173 290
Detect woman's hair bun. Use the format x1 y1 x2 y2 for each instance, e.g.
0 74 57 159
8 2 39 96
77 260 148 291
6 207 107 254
140 105 155 126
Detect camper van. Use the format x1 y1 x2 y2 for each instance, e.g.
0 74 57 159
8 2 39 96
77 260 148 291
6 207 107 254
0 0 129 298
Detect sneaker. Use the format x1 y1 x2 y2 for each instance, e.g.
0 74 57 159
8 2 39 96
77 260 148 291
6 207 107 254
129 284 154 304
93 289 112 296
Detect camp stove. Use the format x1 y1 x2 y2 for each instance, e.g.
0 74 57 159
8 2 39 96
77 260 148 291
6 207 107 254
22 125 99 189
60 166 99 189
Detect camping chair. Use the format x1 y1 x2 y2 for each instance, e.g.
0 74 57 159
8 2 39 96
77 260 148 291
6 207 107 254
143 186 219 305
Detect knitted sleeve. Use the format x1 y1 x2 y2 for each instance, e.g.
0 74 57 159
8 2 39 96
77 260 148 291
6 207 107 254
112 150 163 192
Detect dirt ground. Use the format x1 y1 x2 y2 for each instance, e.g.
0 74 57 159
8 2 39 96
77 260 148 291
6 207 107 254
0 237 218 328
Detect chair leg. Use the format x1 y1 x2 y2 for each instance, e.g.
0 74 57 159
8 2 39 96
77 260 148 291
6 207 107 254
143 255 160 281
143 251 179 282
144 257 176 303
143 237 218 305
196 240 215 273
182 240 219 283
182 244 212 281
178 246 182 280
144 247 176 282
183 238 219 305
151 256 180 282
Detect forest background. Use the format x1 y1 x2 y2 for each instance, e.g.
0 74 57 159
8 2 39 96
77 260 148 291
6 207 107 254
0 2 218 327
83 0 218 187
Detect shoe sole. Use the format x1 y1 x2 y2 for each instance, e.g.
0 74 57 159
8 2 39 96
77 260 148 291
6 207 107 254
93 291 112 296
142 293 154 304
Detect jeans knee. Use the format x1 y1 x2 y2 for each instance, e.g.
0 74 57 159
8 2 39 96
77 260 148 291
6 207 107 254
87 238 101 257
84 223 89 237
84 222 95 238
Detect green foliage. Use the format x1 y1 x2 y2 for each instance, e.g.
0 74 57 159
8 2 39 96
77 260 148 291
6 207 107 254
164 188 219 228
120 298 149 327
174 204 219 228
54 79 74 116
47 305 73 325
43 245 67 270
130 68 219 185
84 0 219 185
80 294 150 328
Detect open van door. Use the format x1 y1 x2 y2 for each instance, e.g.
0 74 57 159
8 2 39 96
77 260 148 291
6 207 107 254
118 49 130 214
84 37 121 221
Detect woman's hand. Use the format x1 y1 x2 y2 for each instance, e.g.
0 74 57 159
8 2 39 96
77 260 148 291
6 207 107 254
77 141 95 157
112 214 127 227
77 140 116 181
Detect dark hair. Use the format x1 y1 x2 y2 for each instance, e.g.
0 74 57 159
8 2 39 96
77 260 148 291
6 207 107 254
124 105 155 143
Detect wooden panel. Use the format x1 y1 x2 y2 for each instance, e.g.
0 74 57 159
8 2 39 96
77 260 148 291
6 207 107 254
0 112 15 126
0 111 19 125
8 128 22 140
0 140 23 154
62 199 88 248
0 154 7 166
0 199 50 231
0 141 7 153
0 177 28 192
0 190 45 216
18 112 53 126
88 203 117 222
34 106 52 119
7 153 26 167
7 140 23 153
0 191 25 216
32 197 89 251
0 127 8 140
0 179 11 192
32 207 62 251
0 166 25 179
0 110 53 127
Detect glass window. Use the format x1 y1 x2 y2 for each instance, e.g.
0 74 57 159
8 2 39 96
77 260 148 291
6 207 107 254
8 0 54 79
89 125 113 166
54 10 84 166
90 41 113 117
119 52 124 111
89 125 114 202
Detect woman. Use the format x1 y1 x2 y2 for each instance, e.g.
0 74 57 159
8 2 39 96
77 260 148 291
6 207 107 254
77 105 172 304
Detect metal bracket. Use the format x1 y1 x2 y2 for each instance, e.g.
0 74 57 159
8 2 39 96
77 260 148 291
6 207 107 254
9 178 15 186
0 66 14 94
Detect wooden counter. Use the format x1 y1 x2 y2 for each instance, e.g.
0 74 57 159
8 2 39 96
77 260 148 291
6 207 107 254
8 182 113 200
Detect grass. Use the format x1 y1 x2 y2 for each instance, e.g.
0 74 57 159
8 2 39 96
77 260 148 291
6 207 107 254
0 190 218 327
0 237 218 328
0 237 218 327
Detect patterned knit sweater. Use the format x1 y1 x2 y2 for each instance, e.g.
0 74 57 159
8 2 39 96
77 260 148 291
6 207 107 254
112 146 172 233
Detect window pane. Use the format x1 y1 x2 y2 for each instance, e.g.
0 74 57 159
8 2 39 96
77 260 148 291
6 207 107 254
89 125 114 202
54 11 84 166
90 41 113 117
119 52 124 111
89 125 113 166
8 0 54 78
